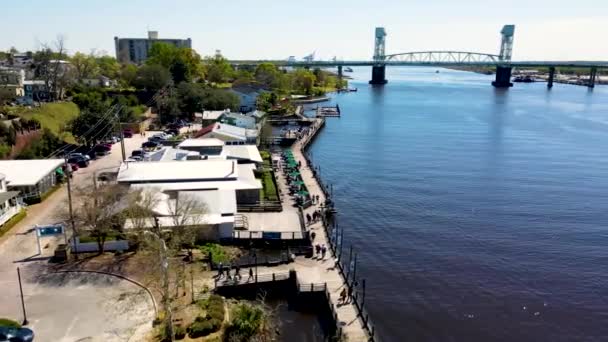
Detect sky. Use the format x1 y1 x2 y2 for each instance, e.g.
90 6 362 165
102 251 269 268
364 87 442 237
1 0 607 61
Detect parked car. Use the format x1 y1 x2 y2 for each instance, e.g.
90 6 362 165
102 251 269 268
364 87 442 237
94 144 111 156
131 149 146 158
0 326 34 342
73 147 97 160
68 152 91 161
123 129 133 138
142 141 160 149
165 128 179 136
126 155 143 162
68 156 89 168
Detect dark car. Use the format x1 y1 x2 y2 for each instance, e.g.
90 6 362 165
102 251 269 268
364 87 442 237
0 326 34 342
142 141 160 149
165 128 179 136
123 129 133 138
68 156 89 168
131 149 144 157
94 144 111 155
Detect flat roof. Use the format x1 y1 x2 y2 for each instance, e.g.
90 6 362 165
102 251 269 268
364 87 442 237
222 145 263 163
0 159 64 187
202 110 228 120
180 190 236 215
178 138 225 148
117 159 238 183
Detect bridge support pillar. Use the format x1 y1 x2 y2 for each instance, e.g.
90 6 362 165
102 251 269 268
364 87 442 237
337 65 343 89
588 67 597 88
547 66 555 88
369 65 387 85
492 66 513 88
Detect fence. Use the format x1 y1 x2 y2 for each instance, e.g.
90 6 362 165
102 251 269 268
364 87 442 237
214 271 291 288
231 230 308 240
237 200 282 212
300 118 379 342
70 239 129 253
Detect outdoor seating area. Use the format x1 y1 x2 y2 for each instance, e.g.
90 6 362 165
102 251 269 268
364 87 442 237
281 150 311 207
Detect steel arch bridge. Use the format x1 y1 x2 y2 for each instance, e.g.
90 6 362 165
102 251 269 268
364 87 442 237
384 51 501 65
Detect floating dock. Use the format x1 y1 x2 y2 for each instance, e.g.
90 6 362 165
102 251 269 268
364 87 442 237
316 104 341 117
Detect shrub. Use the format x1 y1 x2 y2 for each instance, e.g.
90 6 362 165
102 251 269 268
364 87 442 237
188 295 225 338
0 318 21 328
225 303 265 340
174 325 186 340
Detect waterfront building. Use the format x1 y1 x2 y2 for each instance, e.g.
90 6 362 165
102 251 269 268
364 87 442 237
114 31 192 64
193 122 258 145
220 112 257 130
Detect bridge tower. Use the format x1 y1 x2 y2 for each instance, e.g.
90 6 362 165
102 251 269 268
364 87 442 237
369 27 388 85
492 25 515 88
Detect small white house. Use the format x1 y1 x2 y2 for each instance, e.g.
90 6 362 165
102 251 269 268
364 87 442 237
0 159 64 202
0 173 21 226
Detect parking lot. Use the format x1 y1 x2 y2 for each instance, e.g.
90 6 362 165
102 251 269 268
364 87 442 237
0 130 163 341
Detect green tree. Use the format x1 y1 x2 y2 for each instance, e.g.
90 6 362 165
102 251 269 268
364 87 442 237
254 63 280 88
17 128 64 159
147 42 202 84
203 53 234 84
292 69 316 95
200 89 239 111
96 56 121 79
256 92 277 111
133 64 172 91
176 83 205 115
71 52 99 81
70 106 114 145
120 63 138 87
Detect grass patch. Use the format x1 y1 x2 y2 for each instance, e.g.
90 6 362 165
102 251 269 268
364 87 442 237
259 170 278 201
0 209 26 239
0 318 21 328
14 102 79 137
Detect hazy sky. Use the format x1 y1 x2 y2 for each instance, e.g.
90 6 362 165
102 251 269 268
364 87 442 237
1 0 607 61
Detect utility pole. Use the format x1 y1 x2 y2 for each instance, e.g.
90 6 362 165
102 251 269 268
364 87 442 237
17 267 28 325
64 157 78 259
151 217 173 342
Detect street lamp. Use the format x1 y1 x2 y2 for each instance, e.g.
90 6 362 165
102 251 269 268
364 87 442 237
143 229 173 342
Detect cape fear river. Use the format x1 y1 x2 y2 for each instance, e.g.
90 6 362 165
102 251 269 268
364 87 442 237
306 66 608 341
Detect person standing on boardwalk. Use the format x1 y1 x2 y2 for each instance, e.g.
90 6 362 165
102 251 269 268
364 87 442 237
347 284 354 303
217 262 223 279
315 244 321 256
310 231 316 241
321 245 327 260
235 265 241 280
248 268 254 281
306 213 311 225
339 288 347 304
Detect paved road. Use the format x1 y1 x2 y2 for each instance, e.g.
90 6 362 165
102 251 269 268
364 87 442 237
0 132 156 341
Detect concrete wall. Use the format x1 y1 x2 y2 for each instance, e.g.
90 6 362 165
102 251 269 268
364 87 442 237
71 239 129 253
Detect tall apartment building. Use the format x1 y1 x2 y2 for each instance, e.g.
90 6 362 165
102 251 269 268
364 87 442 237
114 31 192 64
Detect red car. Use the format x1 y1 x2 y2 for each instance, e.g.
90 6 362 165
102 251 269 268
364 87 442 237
123 129 133 138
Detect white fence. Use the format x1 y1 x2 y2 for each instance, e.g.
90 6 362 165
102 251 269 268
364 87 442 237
70 238 129 253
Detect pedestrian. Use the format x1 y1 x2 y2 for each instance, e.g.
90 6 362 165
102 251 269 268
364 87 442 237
298 160 302 168
306 213 311 225
248 268 254 281
340 288 347 303
311 231 316 241
347 284 354 303
235 265 241 280
217 262 223 278
316 195 320 204
315 244 321 255
226 267 232 281
321 245 327 260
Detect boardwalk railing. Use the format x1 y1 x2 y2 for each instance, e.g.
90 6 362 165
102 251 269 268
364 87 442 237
214 271 291 288
231 230 308 240
298 117 379 342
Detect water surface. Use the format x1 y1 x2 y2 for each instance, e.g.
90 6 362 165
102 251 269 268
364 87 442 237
307 67 608 341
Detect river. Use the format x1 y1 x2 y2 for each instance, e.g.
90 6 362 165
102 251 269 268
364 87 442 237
306 67 608 341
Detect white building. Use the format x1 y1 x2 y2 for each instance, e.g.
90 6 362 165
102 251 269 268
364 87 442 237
0 173 21 226
201 109 230 124
193 123 258 145
0 159 64 203
176 138 262 164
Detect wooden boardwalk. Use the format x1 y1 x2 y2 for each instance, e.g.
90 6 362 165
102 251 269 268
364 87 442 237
289 118 370 342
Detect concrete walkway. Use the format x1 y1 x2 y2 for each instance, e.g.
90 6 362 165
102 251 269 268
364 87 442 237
289 119 369 342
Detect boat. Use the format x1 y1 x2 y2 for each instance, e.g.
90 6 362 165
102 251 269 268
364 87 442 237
513 75 535 83
344 67 353 72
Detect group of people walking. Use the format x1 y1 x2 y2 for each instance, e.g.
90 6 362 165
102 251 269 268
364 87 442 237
216 263 255 282
314 243 328 260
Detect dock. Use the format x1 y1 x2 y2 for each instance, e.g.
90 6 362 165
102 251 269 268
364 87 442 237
316 104 341 117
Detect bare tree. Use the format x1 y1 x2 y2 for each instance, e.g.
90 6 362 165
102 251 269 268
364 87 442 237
35 35 74 101
124 188 208 342
62 183 128 254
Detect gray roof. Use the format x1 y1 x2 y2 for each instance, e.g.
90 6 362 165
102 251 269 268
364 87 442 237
0 191 19 203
